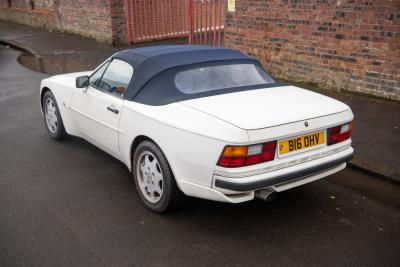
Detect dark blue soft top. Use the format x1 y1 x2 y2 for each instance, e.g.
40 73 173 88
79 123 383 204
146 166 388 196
112 45 256 100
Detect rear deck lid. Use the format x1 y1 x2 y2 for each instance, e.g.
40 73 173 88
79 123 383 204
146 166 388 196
179 85 349 130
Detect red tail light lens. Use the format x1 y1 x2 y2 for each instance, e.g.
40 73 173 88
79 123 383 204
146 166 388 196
328 122 352 145
262 142 277 161
217 141 277 168
218 156 246 167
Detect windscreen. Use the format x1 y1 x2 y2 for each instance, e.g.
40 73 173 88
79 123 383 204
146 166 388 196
175 64 275 94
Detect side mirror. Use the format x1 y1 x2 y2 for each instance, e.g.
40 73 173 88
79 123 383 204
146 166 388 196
76 76 89 89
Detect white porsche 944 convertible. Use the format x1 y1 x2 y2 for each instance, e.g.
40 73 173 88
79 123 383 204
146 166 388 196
40 45 354 212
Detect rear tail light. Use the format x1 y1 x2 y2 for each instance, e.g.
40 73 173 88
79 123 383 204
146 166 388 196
217 141 277 168
328 122 352 145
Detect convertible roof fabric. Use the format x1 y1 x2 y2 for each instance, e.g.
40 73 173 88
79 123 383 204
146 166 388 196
112 45 255 100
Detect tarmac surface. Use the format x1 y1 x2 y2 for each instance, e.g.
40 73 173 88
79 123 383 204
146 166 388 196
1 44 400 266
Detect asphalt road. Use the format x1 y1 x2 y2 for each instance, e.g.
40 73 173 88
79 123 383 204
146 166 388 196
0 45 399 267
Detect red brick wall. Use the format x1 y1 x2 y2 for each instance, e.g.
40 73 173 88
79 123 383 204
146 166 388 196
225 0 400 101
110 0 127 45
0 0 56 29
0 0 115 44
56 0 113 44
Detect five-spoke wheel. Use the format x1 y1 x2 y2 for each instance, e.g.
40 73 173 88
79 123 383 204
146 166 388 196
133 141 184 212
42 91 67 140
44 97 58 133
136 151 164 203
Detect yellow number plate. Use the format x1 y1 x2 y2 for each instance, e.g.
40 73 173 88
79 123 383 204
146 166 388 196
279 131 325 156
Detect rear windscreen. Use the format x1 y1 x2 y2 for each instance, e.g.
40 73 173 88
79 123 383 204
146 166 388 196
133 60 283 106
175 64 275 94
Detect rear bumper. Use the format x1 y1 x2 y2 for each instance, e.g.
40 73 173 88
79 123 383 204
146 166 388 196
179 145 353 204
215 152 353 192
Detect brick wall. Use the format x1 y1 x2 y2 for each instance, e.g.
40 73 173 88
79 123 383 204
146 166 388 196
110 0 127 45
225 0 400 101
0 0 115 44
0 0 57 28
56 0 113 44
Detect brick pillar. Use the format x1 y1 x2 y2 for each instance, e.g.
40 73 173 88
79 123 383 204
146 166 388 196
110 0 128 45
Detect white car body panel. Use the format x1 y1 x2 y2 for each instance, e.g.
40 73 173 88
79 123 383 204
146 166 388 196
179 86 350 130
40 69 354 204
247 109 353 143
71 86 123 156
118 101 244 190
40 71 91 136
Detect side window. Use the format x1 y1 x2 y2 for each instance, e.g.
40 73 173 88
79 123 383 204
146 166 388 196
97 59 133 98
89 61 110 88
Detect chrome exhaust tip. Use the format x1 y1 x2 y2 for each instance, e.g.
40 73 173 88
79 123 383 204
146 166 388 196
255 189 277 202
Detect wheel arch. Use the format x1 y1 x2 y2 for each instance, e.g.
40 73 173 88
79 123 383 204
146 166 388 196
130 135 153 168
40 86 51 111
129 135 184 191
39 84 78 136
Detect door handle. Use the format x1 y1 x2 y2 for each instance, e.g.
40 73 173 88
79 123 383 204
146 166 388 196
107 106 119 114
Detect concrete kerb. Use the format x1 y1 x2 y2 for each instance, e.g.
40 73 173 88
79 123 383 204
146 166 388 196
348 159 400 184
0 39 43 72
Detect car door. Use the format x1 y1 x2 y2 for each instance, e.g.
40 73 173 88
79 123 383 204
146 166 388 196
71 59 134 155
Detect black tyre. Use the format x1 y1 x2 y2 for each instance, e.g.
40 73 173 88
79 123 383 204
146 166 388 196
42 91 67 140
133 141 184 212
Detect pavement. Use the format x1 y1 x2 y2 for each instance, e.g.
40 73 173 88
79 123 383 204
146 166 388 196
0 22 400 266
1 20 398 183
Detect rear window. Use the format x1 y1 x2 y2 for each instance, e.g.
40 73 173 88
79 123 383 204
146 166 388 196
175 64 275 94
